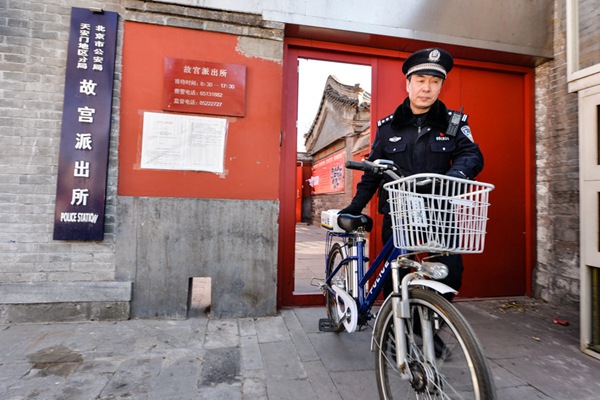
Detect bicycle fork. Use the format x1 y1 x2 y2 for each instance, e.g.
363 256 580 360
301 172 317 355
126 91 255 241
389 260 412 378
383 258 455 377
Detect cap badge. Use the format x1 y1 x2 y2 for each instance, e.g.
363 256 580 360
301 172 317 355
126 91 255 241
428 49 441 62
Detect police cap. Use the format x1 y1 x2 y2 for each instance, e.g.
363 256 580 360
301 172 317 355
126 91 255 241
402 48 454 79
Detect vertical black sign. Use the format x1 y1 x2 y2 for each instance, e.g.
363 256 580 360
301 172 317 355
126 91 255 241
53 8 118 241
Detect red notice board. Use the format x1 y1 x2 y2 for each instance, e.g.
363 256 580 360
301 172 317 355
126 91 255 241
310 151 345 195
162 57 246 116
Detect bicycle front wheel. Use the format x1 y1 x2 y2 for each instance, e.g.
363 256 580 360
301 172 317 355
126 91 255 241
373 288 496 399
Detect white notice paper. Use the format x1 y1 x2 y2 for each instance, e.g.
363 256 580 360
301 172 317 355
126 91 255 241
140 112 227 173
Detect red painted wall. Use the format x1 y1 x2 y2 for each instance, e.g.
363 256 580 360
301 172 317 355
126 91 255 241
119 22 282 200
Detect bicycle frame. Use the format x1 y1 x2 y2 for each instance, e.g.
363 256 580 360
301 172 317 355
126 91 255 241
322 162 496 397
325 229 458 372
325 231 404 321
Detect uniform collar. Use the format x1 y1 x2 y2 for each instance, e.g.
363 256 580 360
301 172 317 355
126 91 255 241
390 98 449 131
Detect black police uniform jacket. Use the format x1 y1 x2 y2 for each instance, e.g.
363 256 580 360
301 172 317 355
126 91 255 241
346 98 484 216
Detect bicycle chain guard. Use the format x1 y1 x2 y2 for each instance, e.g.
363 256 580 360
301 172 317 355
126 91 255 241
332 285 358 332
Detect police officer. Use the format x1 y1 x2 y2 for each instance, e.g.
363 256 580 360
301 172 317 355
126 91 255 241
339 47 484 299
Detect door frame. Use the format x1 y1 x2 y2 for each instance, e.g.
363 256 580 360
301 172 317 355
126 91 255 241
278 39 381 307
278 37 536 308
579 85 600 360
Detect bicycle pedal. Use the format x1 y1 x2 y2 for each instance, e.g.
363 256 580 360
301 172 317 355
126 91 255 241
310 277 324 287
318 318 339 332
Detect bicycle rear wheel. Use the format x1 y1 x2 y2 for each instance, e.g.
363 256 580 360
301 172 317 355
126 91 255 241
325 242 348 333
373 288 496 399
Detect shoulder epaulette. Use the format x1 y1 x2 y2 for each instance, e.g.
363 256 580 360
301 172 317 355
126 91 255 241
377 114 394 127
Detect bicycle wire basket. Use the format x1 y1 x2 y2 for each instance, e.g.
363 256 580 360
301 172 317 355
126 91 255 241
384 173 494 253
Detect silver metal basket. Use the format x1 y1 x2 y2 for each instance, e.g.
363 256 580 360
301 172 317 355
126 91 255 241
383 173 494 253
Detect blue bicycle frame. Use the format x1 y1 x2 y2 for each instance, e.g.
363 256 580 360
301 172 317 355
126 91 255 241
325 232 407 320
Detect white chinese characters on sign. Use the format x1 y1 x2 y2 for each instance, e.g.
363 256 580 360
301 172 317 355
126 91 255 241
93 25 106 71
75 133 92 150
64 74 104 222
79 79 97 95
70 188 89 206
77 106 95 123
171 66 236 108
162 58 246 117
77 23 90 70
76 23 107 71
74 161 90 178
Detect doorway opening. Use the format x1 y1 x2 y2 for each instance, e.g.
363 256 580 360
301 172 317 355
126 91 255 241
294 58 372 294
282 39 534 308
188 277 211 318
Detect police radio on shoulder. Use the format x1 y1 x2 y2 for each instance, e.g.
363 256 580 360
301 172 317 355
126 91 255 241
445 107 464 137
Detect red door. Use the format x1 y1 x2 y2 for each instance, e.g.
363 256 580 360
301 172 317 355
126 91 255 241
279 39 535 307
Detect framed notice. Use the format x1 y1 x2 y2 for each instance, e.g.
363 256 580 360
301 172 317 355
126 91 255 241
140 112 227 173
162 57 246 116
310 151 345 195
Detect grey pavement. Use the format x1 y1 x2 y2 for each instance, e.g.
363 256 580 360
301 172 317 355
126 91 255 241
1 297 599 399
295 222 327 293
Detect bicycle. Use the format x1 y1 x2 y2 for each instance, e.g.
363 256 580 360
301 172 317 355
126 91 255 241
317 159 496 399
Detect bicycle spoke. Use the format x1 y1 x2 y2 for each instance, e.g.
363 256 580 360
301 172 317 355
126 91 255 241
374 289 495 399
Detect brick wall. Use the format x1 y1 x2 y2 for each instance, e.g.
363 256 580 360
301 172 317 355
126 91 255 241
534 0 580 305
0 0 284 321
0 0 122 286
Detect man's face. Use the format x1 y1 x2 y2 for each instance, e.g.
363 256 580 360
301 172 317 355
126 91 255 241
406 74 444 114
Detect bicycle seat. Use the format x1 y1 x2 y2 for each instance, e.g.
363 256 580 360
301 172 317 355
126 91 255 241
337 213 373 233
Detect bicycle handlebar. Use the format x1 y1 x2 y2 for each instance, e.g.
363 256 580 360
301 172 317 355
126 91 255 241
346 160 439 186
345 160 369 171
345 159 403 180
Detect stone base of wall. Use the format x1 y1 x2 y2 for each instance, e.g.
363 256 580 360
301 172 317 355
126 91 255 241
0 282 132 323
0 302 130 324
116 197 279 319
